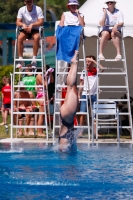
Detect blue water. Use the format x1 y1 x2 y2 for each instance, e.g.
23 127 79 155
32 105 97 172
0 143 133 200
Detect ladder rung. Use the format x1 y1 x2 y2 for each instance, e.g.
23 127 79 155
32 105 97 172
97 99 129 102
120 126 132 129
98 86 128 89
14 72 42 75
56 87 87 91
56 85 87 89
98 122 117 125
57 72 83 75
54 125 89 128
13 85 44 88
15 59 42 61
97 126 118 128
13 112 46 114
98 126 132 129
98 72 126 75
119 113 131 115
99 91 127 93
13 98 44 101
94 111 131 115
55 98 88 101
99 59 125 62
16 66 42 69
13 125 47 128
54 111 89 115
77 112 89 114
102 67 125 70
79 59 85 61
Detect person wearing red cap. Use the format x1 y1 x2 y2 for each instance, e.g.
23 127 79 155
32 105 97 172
59 0 85 27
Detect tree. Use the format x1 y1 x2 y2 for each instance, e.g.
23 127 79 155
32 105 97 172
0 0 23 23
0 0 86 22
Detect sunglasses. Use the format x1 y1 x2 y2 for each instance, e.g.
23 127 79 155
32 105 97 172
106 2 114 4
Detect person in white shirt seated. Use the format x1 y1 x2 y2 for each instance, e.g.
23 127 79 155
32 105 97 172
98 0 124 61
16 0 44 67
59 0 85 27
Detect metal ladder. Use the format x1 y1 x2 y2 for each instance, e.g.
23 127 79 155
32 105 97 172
11 26 49 140
52 28 91 142
96 26 133 140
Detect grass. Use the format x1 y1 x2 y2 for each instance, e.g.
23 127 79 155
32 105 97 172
0 114 11 139
0 114 47 139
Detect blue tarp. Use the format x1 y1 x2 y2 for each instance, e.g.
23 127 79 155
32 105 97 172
56 25 82 63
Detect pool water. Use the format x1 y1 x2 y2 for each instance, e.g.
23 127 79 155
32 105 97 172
0 143 133 200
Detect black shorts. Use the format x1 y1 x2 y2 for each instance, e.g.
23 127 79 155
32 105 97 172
20 29 39 40
99 29 121 39
19 109 26 119
4 104 11 109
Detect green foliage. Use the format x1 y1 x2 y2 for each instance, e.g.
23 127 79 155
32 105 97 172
43 0 86 20
0 0 23 23
0 0 86 23
0 65 13 88
0 65 19 90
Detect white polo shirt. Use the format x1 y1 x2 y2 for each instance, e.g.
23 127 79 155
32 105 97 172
64 11 84 26
17 4 44 30
99 8 124 32
80 68 97 96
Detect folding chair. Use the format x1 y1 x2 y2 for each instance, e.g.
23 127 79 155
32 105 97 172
92 101 120 143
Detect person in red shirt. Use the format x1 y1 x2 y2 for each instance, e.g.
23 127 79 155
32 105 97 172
2 77 11 132
0 76 7 126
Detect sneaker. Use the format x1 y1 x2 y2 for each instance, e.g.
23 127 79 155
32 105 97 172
98 54 105 60
4 124 8 134
31 61 37 68
115 54 122 61
16 61 25 68
56 84 62 92
16 63 22 68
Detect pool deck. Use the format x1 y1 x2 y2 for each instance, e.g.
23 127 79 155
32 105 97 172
0 137 133 144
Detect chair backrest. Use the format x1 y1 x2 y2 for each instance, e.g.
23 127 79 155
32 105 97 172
93 101 117 115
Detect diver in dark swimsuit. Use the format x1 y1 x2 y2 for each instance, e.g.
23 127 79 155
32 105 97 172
59 50 81 151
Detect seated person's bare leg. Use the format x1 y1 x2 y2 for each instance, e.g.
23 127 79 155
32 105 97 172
78 114 85 137
32 33 40 57
24 108 32 135
28 91 36 107
13 113 23 136
111 31 122 56
3 110 8 125
28 116 35 135
18 118 23 136
37 99 45 136
99 31 110 56
0 108 5 125
17 32 27 58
